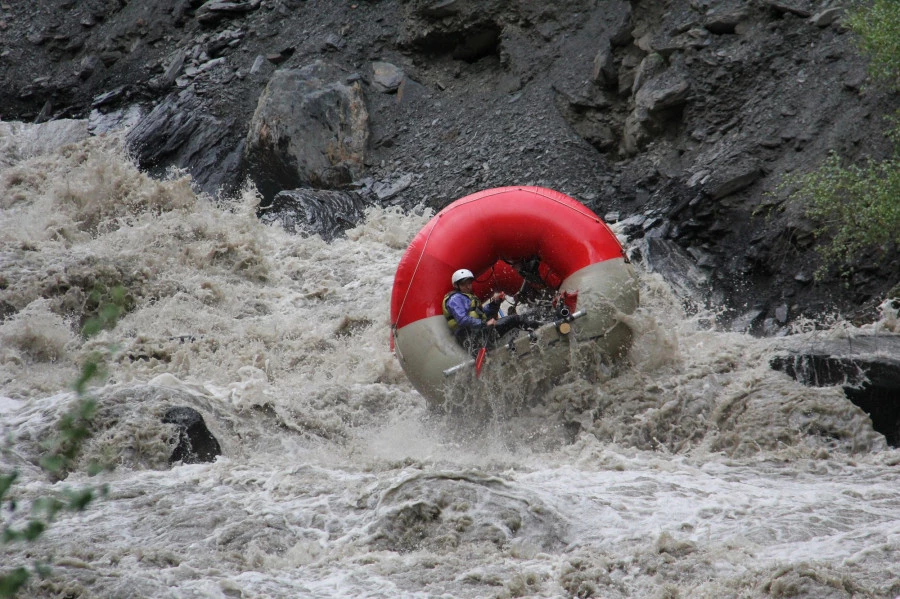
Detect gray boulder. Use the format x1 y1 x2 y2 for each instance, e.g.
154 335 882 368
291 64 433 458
126 90 242 194
243 62 369 200
771 334 900 446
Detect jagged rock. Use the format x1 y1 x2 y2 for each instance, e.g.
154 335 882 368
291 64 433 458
810 7 843 28
606 0 634 46
704 9 750 35
400 0 502 61
162 406 222 464
243 61 369 200
259 187 372 241
632 53 666 95
635 71 691 114
126 89 241 194
703 161 761 200
195 0 260 25
763 0 812 18
622 69 691 153
591 38 616 88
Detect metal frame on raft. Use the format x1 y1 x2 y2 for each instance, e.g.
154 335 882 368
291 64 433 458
441 310 587 378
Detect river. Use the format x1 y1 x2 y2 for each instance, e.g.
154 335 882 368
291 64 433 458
1 129 898 598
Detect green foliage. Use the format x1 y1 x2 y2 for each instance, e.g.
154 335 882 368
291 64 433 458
780 3 900 274
847 0 900 90
781 149 900 272
0 286 125 597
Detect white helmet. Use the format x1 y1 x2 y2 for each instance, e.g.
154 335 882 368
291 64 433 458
451 268 475 285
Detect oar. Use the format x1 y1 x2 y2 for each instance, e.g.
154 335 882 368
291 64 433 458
474 346 487 377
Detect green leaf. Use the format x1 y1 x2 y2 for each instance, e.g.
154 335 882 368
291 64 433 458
38 455 65 474
0 567 29 598
21 521 46 542
0 472 17 501
65 488 94 512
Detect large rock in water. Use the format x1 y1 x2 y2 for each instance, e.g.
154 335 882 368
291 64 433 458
162 406 222 464
243 61 369 200
0 119 89 169
126 89 242 194
259 187 372 241
771 334 900 446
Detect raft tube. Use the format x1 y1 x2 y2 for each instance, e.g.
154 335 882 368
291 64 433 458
390 186 639 407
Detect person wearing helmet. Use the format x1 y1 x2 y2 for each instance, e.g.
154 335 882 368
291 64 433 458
442 268 535 353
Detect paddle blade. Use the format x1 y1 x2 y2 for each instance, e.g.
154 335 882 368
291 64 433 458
474 347 487 377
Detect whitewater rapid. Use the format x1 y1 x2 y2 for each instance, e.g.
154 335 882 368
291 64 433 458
1 126 898 598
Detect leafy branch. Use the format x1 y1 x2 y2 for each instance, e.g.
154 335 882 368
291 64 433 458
0 285 126 597
779 1 900 275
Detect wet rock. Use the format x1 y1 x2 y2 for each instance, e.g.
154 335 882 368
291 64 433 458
635 238 710 307
243 61 369 199
259 187 373 241
771 335 900 446
126 89 240 194
367 472 567 553
163 406 222 464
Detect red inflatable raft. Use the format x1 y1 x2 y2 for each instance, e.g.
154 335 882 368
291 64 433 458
390 186 639 407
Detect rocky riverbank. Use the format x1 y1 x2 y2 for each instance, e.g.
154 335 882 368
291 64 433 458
1 0 898 331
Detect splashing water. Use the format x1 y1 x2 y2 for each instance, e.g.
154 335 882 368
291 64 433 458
1 128 898 598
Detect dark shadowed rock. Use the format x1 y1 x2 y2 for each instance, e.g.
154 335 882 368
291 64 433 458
259 187 373 241
771 335 900 446
591 38 616 88
704 9 751 35
126 89 242 194
243 61 369 200
163 406 222 464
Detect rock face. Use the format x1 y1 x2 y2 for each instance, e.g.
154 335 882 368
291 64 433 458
126 89 242 193
1 0 898 330
243 62 369 201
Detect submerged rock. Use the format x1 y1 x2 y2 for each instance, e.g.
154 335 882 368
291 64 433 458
163 406 222 464
259 187 373 241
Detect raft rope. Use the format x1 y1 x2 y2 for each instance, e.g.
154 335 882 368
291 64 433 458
393 213 442 336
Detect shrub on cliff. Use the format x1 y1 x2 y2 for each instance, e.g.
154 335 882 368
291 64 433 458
785 0 900 273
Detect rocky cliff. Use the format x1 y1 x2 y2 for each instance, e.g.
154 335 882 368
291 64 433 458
2 0 898 331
